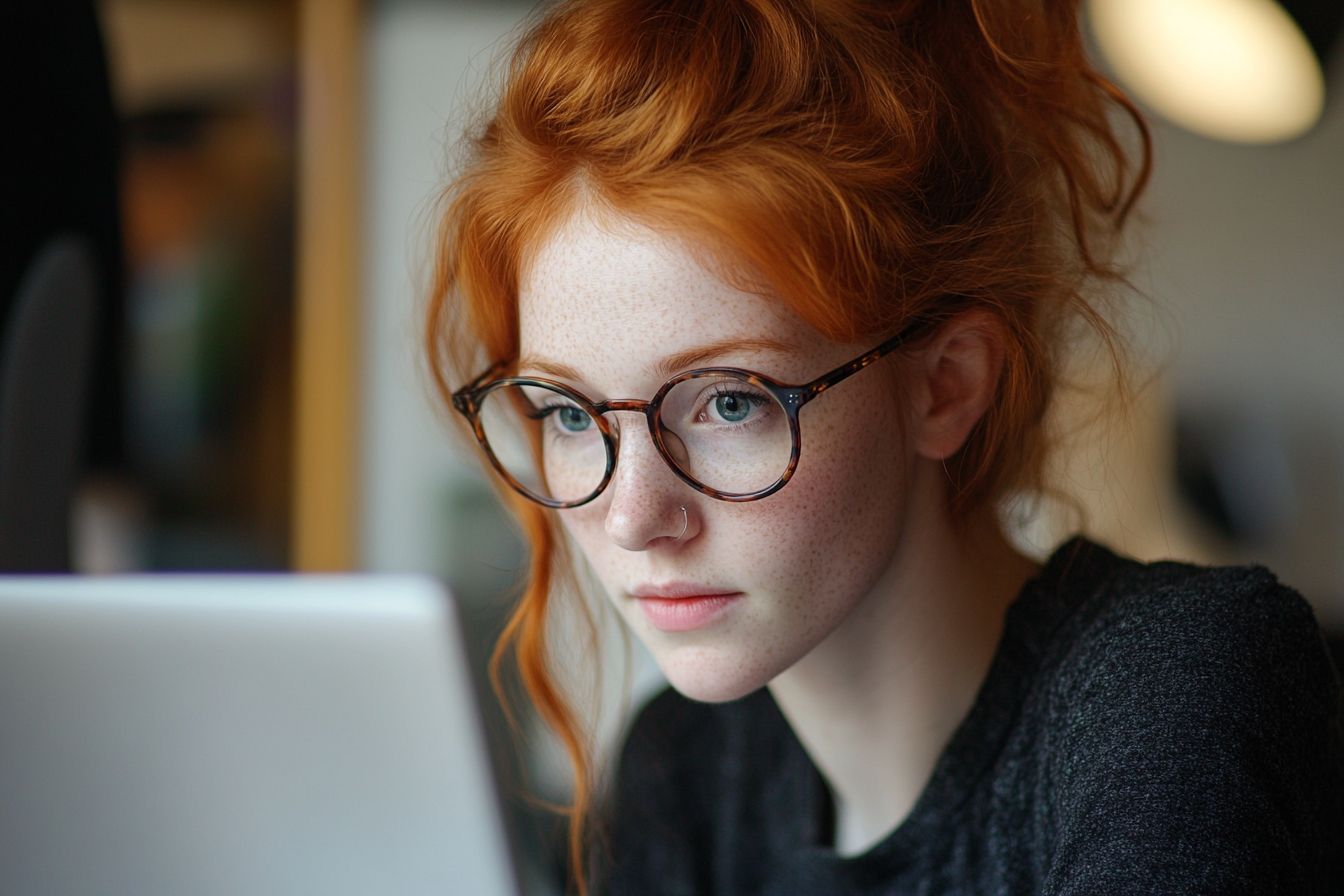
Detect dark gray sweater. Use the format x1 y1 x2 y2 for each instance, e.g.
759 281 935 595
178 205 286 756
604 539 1344 895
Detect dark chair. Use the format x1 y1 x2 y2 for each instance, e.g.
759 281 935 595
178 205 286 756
0 237 100 570
1 0 124 570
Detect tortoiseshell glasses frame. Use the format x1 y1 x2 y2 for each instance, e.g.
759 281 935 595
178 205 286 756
451 318 929 509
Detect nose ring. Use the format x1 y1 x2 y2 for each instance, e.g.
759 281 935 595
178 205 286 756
675 506 688 540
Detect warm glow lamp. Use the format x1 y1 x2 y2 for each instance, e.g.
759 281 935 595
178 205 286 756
1087 0 1342 144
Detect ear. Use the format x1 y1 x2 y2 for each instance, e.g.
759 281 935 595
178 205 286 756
908 311 1005 461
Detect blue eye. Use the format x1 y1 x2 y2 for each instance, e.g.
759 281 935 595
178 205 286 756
713 393 756 423
556 406 592 432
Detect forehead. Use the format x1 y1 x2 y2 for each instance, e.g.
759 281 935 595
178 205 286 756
518 210 823 392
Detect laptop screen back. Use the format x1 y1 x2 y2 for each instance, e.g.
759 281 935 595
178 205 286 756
0 575 518 896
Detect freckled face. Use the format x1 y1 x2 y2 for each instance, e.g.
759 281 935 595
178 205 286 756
518 211 913 703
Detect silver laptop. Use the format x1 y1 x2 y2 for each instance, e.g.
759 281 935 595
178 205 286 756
0 575 520 896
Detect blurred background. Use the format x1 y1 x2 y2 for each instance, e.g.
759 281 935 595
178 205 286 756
3 0 1341 893
99 0 297 573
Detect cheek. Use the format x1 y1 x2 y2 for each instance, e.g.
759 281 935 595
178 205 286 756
750 381 908 612
556 501 613 571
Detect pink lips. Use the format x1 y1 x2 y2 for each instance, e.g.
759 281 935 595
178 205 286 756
629 583 744 632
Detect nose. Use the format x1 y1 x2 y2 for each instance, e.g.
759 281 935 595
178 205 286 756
602 414 695 551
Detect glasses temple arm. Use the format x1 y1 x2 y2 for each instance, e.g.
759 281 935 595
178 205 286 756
452 359 510 411
798 318 934 402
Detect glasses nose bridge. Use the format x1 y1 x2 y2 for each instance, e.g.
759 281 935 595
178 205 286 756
592 397 671 480
595 398 653 415
592 397 656 439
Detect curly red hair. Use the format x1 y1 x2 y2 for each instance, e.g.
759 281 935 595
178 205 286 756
425 0 1149 890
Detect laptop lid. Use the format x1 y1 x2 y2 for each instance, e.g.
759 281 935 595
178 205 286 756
0 574 519 896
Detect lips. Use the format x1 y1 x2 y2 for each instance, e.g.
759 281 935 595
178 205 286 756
629 583 744 632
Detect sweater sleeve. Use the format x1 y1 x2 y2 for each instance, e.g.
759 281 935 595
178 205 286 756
1043 565 1344 896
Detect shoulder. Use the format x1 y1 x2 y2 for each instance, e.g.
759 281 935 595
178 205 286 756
1051 550 1338 724
1100 551 1317 641
1035 544 1344 894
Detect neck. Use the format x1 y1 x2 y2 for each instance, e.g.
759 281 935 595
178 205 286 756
767 464 1037 856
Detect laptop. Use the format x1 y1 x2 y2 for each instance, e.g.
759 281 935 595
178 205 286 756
0 575 520 896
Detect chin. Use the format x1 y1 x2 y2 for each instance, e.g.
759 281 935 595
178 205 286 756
655 643 786 704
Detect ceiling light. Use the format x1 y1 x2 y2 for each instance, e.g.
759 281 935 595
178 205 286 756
1087 0 1333 144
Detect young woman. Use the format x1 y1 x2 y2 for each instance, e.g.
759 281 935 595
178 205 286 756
427 0 1344 892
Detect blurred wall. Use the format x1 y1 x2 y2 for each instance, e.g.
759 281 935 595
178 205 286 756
361 0 525 588
1135 57 1344 627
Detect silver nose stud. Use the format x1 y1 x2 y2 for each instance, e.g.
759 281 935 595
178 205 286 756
675 505 688 540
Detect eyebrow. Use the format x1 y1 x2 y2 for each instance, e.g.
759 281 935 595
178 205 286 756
647 337 797 380
516 337 798 387
515 356 584 380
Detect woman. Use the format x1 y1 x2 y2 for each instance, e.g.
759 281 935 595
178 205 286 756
427 0 1344 892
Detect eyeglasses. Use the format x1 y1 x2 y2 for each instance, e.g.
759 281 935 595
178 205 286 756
451 319 928 509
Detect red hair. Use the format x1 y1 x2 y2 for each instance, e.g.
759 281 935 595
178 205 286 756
425 0 1149 890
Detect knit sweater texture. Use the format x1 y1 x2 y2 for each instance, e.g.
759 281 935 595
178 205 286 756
603 539 1344 895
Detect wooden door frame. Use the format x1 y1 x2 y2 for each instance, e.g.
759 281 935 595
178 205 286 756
292 0 362 570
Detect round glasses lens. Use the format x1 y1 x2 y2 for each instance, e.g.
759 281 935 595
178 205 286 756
657 374 793 496
477 383 608 504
